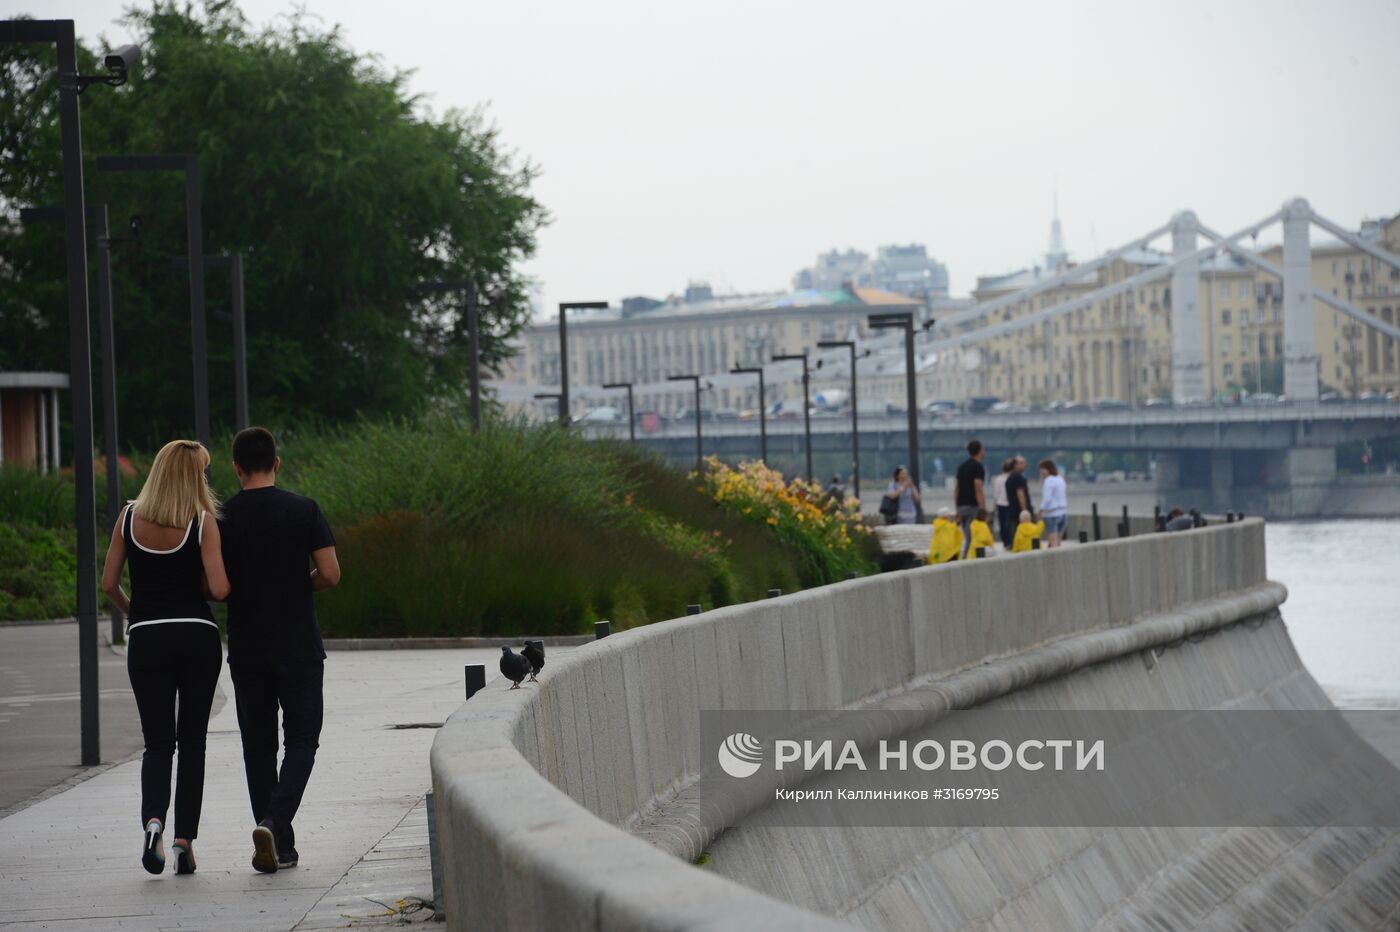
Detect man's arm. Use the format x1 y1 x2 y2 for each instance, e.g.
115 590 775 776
974 477 985 510
311 546 341 591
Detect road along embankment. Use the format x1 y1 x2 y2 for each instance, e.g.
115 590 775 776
430 520 1400 930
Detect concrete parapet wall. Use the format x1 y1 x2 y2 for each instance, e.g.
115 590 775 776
430 521 1296 931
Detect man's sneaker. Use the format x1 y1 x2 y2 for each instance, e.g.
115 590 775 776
251 819 279 874
277 847 299 869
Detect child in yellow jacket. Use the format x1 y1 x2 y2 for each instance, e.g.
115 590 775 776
967 508 996 558
928 507 964 564
1011 510 1045 552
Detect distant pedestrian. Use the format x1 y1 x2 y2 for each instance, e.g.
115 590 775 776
954 440 987 556
1164 507 1194 532
882 465 921 525
100 440 229 876
993 458 1014 548
928 506 963 563
968 507 996 558
1012 509 1046 552
220 427 340 874
825 474 846 503
1038 458 1067 548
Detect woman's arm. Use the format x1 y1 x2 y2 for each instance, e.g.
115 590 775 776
100 508 131 614
199 514 231 601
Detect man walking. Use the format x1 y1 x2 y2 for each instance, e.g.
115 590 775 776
221 427 340 874
954 440 987 558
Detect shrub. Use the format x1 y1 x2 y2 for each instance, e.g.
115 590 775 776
0 523 77 621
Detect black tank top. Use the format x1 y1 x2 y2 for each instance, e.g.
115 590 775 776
122 505 216 626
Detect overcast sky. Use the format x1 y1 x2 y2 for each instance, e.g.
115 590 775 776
14 0 1400 314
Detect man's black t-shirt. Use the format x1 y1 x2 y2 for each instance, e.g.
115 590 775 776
1005 470 1032 515
955 458 986 508
220 486 335 665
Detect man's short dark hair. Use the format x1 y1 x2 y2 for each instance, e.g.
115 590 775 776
967 440 982 456
233 426 277 474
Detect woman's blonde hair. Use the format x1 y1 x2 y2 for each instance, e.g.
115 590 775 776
132 440 219 528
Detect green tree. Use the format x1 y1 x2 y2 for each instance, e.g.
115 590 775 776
1 1 546 446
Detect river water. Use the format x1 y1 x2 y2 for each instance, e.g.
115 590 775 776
1267 520 1400 709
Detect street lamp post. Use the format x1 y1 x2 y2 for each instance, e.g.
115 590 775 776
20 204 126 645
867 312 923 491
557 301 608 426
817 340 862 499
773 353 812 482
95 153 211 450
418 280 482 431
533 392 563 423
667 374 703 474
602 381 635 444
730 366 767 463
3 20 141 766
174 252 251 430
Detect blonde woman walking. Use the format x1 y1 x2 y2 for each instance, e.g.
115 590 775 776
101 440 230 876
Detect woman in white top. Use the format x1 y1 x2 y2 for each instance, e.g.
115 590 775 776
884 465 921 524
1038 458 1068 548
101 440 230 876
992 458 1013 549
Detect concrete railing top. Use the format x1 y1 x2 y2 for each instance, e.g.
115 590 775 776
430 520 1272 931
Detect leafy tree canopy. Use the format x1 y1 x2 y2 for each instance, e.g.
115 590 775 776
1 1 547 446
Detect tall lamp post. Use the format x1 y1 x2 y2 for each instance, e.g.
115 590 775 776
3 21 141 766
22 202 127 645
867 312 923 491
557 300 608 426
175 253 251 430
667 374 703 474
602 381 635 444
533 392 563 423
418 280 482 431
773 353 812 481
730 366 767 463
95 153 211 450
817 340 864 499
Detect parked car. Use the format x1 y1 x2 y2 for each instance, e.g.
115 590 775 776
968 396 1000 413
924 399 958 416
1319 392 1344 404
1243 392 1281 406
1143 397 1172 408
575 406 620 423
1094 398 1130 410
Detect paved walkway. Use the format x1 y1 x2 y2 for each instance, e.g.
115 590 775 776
0 643 539 930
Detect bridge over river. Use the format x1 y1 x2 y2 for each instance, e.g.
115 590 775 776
580 401 1400 517
430 519 1400 930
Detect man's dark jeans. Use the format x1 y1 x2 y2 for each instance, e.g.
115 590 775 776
231 659 324 850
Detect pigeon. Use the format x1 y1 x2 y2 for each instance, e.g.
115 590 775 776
521 640 545 683
500 646 531 689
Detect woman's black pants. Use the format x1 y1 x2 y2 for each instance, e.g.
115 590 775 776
126 622 223 839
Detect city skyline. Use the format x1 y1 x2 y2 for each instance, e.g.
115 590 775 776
19 0 1400 314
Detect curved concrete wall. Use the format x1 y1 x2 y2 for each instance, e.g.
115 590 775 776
430 522 1396 930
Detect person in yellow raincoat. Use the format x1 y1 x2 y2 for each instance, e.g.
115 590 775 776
928 507 964 564
1011 510 1045 553
967 508 996 558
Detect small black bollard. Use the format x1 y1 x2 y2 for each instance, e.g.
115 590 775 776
1236 512 1245 521
1031 538 1041 550
1078 530 1089 544
465 663 486 700
1117 522 1129 538
687 603 703 615
975 547 986 558
1121 505 1130 533
845 571 858 580
1091 503 1102 541
595 620 611 640
767 588 782 598
1226 512 1235 523
1153 504 1161 525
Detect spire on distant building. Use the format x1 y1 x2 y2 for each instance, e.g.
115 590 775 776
1046 188 1068 270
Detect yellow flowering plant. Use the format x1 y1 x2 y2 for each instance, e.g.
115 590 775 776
699 457 873 585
